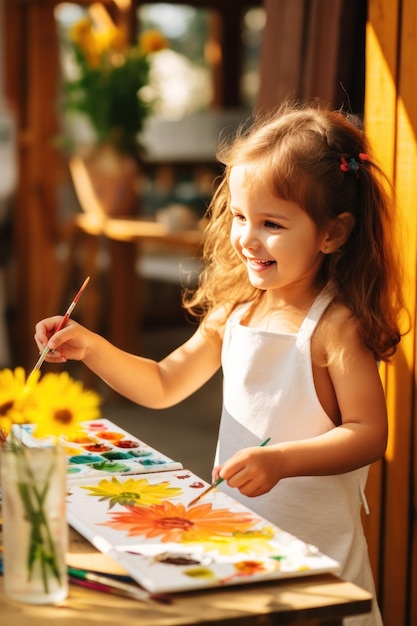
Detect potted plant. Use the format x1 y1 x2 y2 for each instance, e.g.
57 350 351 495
60 9 167 216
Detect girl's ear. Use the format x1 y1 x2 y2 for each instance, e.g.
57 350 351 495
321 212 355 253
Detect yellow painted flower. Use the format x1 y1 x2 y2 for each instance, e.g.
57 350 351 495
183 567 218 581
183 525 278 556
26 372 101 440
81 476 182 508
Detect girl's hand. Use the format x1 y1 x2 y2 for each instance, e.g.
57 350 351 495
213 445 281 498
34 316 93 362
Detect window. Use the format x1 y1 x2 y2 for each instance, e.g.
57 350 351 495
138 2 265 117
138 2 264 161
138 3 215 119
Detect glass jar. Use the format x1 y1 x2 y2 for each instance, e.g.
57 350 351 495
1 445 68 604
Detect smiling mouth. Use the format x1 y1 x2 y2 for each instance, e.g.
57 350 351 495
247 258 275 268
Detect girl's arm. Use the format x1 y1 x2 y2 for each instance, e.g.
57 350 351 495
215 312 388 497
34 316 222 408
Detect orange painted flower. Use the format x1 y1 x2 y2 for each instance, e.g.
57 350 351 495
218 559 279 585
102 501 257 543
233 560 268 575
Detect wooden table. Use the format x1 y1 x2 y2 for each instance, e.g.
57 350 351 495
0 527 372 626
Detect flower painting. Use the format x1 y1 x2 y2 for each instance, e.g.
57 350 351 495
66 469 340 593
100 499 256 543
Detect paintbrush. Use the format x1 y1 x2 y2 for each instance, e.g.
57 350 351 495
188 437 271 507
68 566 171 604
28 276 90 380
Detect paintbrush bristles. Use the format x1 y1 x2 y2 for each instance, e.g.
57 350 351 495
188 483 216 507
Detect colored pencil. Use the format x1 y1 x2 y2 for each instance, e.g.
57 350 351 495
188 437 271 507
28 276 90 379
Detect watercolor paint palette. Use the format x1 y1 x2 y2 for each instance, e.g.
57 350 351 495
15 418 183 481
66 469 340 594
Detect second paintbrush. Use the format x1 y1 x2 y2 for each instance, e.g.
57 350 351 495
188 437 271 507
68 567 171 604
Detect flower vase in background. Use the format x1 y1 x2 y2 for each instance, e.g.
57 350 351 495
83 144 142 217
59 6 167 215
1 445 68 604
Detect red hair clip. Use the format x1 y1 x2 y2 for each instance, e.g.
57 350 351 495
339 153 370 174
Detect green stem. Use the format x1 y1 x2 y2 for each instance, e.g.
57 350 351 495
12 444 63 592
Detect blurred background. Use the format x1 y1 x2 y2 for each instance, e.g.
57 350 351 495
1 2 416 624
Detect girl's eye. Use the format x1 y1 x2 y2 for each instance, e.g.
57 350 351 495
265 220 282 230
232 213 246 222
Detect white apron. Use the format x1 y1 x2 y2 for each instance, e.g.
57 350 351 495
216 289 383 625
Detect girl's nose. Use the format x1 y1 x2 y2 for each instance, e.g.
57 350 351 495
240 224 259 251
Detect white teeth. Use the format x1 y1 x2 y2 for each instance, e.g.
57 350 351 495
248 258 271 266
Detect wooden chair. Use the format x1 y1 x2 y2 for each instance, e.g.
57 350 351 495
59 156 203 356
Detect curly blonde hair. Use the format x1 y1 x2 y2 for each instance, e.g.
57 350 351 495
183 101 406 361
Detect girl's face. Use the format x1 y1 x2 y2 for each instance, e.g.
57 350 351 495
229 164 329 295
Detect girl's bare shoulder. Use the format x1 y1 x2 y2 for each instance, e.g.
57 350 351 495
203 300 253 341
202 303 234 341
323 300 357 327
313 300 364 367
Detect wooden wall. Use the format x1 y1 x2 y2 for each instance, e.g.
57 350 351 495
364 1 417 624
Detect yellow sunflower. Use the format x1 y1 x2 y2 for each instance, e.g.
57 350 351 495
26 371 101 440
0 367 39 436
138 30 168 54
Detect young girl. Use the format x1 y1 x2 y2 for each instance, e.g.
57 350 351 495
35 102 405 625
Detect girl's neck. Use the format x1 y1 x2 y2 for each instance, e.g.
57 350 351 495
242 283 326 333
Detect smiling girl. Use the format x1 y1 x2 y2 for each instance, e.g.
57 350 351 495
35 101 405 625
